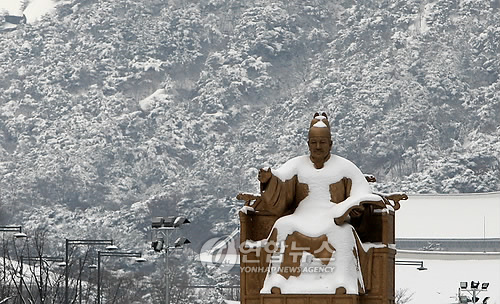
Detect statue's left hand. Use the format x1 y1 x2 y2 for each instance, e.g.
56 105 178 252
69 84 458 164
258 168 272 183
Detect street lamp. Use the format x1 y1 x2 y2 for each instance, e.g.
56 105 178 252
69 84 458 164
460 281 489 304
64 239 115 304
1 226 28 287
97 251 145 304
75 257 102 304
0 226 23 233
395 260 427 271
0 225 28 239
151 216 190 304
152 217 190 229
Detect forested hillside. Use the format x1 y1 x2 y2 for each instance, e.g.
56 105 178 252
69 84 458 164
1 0 499 302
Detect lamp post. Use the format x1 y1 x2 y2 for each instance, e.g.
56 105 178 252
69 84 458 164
97 251 145 304
64 239 116 304
0 226 27 239
85 263 97 304
395 260 427 271
1 225 28 301
459 281 489 304
1 226 28 285
151 216 190 304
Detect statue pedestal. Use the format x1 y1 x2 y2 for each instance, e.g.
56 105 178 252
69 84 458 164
261 294 359 304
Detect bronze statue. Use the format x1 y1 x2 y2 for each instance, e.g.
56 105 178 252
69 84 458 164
238 113 407 304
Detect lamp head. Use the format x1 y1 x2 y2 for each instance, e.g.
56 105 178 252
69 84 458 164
152 216 190 228
152 239 164 252
14 232 28 239
163 216 176 227
174 237 191 248
105 245 119 251
152 217 164 228
173 217 190 227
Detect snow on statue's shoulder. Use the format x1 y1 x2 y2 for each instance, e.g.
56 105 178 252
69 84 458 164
329 155 375 195
271 155 309 181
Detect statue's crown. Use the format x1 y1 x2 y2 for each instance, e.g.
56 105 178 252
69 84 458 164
308 112 331 139
310 112 330 129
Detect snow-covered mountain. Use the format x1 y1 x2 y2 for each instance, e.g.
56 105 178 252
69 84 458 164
1 0 499 302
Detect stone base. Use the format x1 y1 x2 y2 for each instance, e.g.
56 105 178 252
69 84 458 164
261 294 359 304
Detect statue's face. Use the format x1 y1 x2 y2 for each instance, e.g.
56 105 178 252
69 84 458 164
308 136 332 160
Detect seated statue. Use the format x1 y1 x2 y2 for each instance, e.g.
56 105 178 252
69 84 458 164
238 113 405 298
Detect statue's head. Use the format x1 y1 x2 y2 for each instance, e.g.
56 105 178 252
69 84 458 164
308 112 332 168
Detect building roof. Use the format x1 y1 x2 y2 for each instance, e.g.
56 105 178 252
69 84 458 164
396 238 500 252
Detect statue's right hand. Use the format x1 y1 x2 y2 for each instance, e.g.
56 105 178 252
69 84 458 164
258 168 272 183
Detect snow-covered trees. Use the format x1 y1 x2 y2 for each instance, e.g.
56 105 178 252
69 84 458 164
0 0 499 302
1 0 499 250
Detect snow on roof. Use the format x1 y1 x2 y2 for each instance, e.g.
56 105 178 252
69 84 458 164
23 0 56 23
0 1 23 15
0 0 57 24
398 250 500 260
396 192 500 239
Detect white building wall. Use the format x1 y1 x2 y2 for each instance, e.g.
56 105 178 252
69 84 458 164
396 192 500 239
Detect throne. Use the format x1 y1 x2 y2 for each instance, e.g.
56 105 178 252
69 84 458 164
237 175 407 304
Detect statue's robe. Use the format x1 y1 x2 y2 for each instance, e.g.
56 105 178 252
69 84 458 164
256 155 384 294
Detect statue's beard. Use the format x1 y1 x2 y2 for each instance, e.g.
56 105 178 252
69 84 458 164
310 153 330 169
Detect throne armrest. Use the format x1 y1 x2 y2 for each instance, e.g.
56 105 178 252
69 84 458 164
376 192 408 210
351 192 407 245
237 193 280 243
363 173 408 210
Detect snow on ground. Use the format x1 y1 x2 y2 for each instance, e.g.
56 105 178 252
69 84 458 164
396 193 500 303
396 251 500 304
